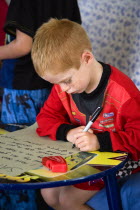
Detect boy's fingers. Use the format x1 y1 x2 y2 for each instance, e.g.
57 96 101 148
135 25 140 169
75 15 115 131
75 135 88 146
88 129 93 133
74 129 93 139
74 132 86 139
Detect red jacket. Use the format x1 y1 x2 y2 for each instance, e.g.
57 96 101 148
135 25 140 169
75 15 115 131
37 65 140 161
36 65 140 190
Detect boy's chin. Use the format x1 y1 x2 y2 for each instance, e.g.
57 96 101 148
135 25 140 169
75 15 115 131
71 90 84 94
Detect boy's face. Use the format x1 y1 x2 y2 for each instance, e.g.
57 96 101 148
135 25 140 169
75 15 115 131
43 63 92 94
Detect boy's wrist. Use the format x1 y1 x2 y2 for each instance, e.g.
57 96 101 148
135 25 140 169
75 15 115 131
96 131 113 152
56 124 77 141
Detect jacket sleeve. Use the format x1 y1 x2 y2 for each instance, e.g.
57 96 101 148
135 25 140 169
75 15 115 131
110 93 140 160
36 86 71 140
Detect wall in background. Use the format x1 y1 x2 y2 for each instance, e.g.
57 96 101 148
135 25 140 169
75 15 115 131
78 0 140 89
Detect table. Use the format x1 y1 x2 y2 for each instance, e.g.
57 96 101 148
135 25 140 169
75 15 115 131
0 148 128 210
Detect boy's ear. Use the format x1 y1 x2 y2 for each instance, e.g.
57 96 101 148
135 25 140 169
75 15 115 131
81 51 93 64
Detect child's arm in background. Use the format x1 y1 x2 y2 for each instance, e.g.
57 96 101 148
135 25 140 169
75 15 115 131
0 29 32 60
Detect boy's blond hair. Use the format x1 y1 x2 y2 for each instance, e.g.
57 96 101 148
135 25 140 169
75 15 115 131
31 18 92 77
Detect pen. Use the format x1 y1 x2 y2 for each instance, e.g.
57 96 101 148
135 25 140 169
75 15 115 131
72 106 102 148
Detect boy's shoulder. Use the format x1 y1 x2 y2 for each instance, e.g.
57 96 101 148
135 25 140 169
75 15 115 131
108 65 139 97
106 66 140 103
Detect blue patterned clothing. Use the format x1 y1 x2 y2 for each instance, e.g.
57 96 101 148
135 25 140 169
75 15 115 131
1 88 51 124
0 190 37 210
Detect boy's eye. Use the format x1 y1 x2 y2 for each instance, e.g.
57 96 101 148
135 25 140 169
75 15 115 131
64 79 72 84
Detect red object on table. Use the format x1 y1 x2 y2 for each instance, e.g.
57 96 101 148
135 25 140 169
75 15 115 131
42 156 68 173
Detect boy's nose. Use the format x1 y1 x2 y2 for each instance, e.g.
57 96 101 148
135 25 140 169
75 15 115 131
60 83 70 92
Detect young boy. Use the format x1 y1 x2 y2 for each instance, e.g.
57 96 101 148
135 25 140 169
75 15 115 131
31 19 140 210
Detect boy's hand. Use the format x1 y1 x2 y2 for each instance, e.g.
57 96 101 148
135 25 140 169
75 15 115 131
66 126 93 144
74 131 100 152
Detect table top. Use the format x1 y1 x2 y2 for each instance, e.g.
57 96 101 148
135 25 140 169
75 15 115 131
0 150 128 190
0 123 128 190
